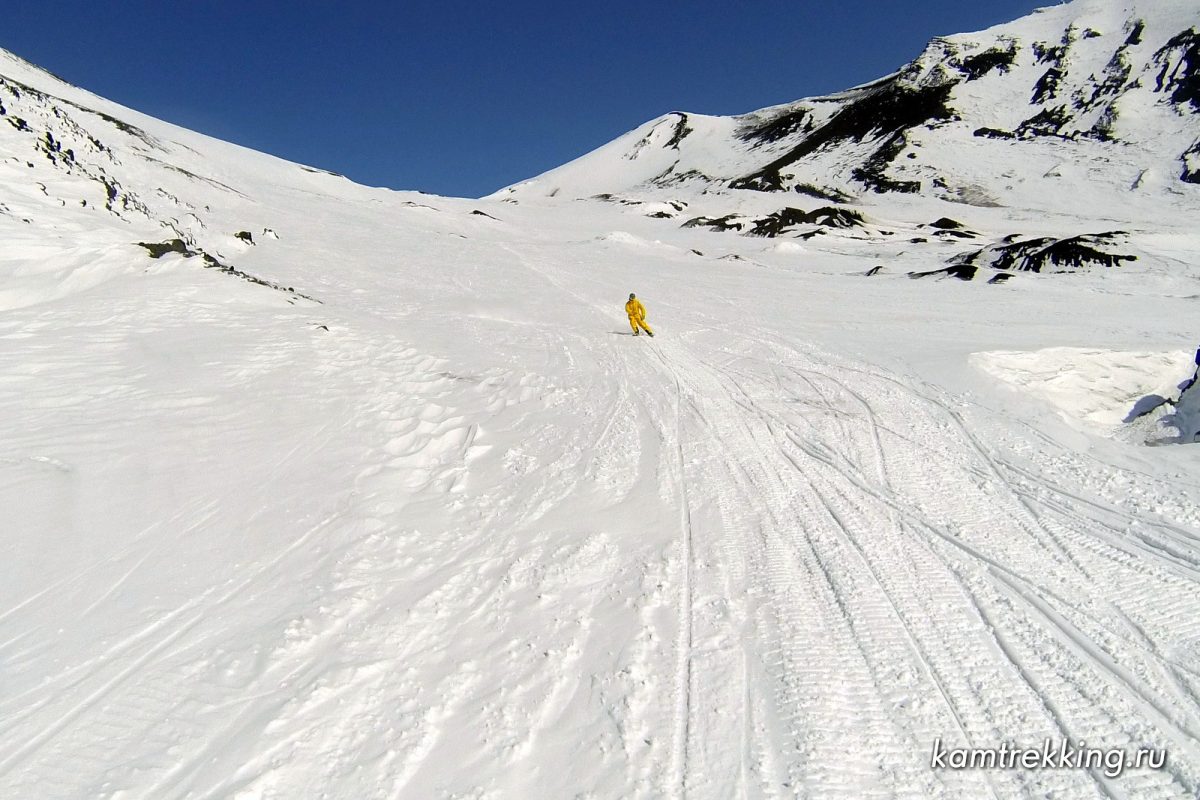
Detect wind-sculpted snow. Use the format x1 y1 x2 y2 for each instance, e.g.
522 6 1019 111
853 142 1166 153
975 348 1200 446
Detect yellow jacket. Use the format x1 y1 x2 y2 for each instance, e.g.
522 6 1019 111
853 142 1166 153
625 298 646 319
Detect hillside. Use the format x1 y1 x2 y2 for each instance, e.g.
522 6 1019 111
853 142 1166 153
2 2 1200 798
500 0 1200 218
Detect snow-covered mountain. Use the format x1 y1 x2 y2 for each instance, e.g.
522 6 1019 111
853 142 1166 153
494 0 1200 284
501 0 1200 217
3 2 1200 799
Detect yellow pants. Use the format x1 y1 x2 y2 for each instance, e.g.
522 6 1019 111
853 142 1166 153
629 315 653 335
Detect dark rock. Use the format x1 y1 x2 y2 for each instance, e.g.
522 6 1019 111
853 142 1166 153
1032 67 1064 104
1153 28 1200 112
630 113 692 156
974 127 1016 140
957 232 1137 273
471 210 499 220
743 207 865 237
908 264 978 281
234 230 254 244
793 183 854 203
730 80 955 193
1078 50 1133 126
1126 20 1145 47
657 168 717 188
1015 105 1073 139
135 240 320 303
852 133 922 193
958 45 1018 81
299 165 346 178
682 214 745 232
929 217 963 229
988 273 1014 284
100 176 119 206
865 265 884 276
1182 140 1200 183
740 108 813 145
665 113 693 149
1089 108 1120 143
1033 41 1066 66
136 239 191 258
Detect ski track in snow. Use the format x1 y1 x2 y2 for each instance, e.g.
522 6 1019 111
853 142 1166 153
4 20 1200 792
3 223 1200 799
635 329 1200 799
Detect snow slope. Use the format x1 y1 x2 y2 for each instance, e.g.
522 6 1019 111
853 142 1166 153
3 2 1200 798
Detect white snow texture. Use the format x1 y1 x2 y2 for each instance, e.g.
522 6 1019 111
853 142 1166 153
3 1 1200 798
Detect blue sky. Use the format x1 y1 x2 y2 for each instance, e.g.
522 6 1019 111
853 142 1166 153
4 1 1047 198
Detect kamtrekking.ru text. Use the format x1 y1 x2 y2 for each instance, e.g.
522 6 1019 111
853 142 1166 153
929 738 1167 779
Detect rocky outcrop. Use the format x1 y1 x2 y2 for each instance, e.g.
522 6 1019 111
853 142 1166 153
954 232 1137 273
683 206 866 237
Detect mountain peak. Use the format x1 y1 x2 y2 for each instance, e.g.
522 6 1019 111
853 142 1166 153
499 0 1200 218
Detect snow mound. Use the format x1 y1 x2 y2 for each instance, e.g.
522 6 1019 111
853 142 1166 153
0 233 141 311
971 347 1196 436
596 231 682 253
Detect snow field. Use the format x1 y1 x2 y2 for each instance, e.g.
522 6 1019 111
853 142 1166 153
4 171 1200 796
4 5 1200 794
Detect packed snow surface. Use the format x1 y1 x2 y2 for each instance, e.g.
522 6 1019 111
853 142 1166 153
3 2 1200 798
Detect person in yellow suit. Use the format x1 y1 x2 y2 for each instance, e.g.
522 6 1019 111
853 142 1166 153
625 292 654 337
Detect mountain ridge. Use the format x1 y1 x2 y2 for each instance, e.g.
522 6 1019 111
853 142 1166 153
498 0 1200 220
